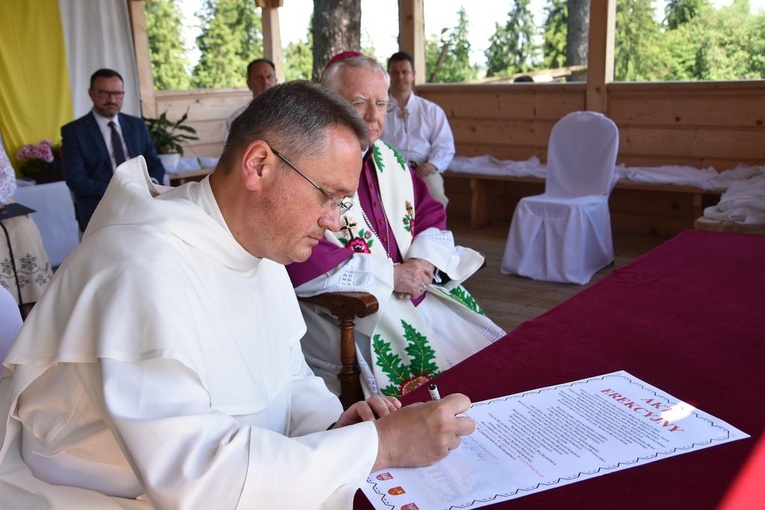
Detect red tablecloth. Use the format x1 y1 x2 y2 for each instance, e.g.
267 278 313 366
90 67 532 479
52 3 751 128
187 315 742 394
355 229 765 509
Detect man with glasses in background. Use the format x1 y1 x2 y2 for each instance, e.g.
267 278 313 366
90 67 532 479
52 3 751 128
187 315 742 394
288 53 505 400
62 68 164 232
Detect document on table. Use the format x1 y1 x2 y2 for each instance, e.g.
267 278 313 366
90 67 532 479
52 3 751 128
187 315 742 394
361 370 749 510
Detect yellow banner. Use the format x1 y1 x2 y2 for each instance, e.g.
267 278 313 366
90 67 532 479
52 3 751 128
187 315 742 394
0 0 73 176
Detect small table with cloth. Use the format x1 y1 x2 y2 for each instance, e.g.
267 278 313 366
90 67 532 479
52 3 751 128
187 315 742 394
0 146 53 307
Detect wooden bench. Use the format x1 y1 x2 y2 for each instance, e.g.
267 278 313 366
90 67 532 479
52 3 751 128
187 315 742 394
444 171 723 230
694 216 765 236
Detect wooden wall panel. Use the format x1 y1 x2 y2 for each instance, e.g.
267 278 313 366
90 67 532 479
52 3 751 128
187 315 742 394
420 84 586 121
618 126 763 160
156 89 249 121
146 80 764 190
450 119 557 147
154 88 248 159
610 96 765 128
607 81 765 127
419 81 764 170
420 84 586 167
454 144 547 161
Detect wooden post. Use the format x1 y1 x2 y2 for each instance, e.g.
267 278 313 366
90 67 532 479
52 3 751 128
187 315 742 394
399 0 425 85
586 0 615 113
256 0 285 83
127 0 157 117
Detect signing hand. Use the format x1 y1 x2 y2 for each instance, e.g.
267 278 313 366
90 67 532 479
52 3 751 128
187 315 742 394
372 393 475 471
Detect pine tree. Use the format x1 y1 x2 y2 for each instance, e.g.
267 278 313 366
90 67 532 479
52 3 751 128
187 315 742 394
541 0 568 70
484 0 538 77
426 7 477 83
145 0 190 90
665 0 708 29
746 9 765 79
192 0 262 89
693 0 761 80
284 27 313 81
614 0 662 81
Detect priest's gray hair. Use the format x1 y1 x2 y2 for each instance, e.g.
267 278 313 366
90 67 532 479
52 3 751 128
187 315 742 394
320 55 390 92
220 80 369 173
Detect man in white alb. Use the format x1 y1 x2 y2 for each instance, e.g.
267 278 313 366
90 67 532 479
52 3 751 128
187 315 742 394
381 51 455 207
0 81 474 509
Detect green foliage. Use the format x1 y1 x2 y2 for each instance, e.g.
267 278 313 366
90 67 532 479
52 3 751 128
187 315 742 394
693 0 761 80
542 0 568 70
426 7 478 83
747 12 765 78
614 0 663 81
284 28 313 81
664 0 708 29
192 0 263 89
143 111 199 155
147 0 765 92
608 0 765 82
145 0 190 90
484 0 539 77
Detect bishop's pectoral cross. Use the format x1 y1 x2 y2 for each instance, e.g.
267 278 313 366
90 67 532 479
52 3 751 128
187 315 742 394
340 216 358 239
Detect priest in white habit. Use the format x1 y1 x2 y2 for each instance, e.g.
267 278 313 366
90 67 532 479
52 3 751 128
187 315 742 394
0 81 474 509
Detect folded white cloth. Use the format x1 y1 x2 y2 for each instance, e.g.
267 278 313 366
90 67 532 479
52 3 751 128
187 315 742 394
615 163 720 189
704 174 765 224
707 164 765 191
448 155 545 178
448 156 765 196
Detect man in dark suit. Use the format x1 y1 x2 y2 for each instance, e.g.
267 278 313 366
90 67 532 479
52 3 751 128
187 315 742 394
62 68 165 232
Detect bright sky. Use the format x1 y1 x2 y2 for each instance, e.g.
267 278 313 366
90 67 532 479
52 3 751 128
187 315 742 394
182 0 765 68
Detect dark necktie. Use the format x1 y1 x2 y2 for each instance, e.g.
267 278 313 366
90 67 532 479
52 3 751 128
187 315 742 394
108 121 127 167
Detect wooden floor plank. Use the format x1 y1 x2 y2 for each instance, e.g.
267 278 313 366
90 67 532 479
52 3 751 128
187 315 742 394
449 218 666 333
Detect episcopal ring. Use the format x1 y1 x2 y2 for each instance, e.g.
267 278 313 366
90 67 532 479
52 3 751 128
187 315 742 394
419 283 427 292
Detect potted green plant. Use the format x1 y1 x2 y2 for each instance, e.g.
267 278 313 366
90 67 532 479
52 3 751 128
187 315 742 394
143 110 199 172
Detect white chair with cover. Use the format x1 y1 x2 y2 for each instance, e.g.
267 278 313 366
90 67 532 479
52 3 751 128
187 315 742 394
501 111 619 285
0 285 23 362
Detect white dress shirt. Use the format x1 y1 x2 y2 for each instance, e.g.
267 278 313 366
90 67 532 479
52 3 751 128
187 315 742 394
381 93 455 172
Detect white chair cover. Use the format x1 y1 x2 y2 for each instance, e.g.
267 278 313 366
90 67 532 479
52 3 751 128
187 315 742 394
501 111 619 285
0 285 22 362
